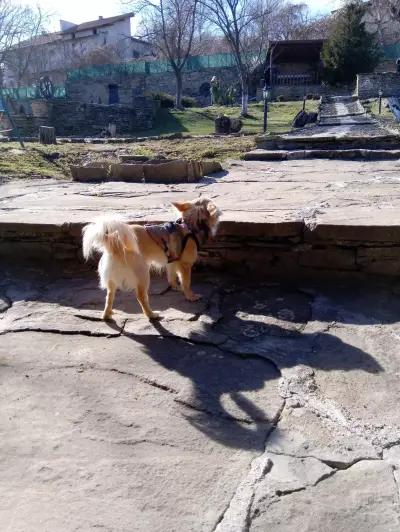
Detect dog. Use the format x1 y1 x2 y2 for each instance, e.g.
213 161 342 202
82 198 221 320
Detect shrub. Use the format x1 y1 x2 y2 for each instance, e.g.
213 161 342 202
277 95 285 102
150 91 175 108
181 95 197 108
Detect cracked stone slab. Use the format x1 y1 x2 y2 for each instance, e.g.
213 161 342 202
0 300 125 336
0 330 283 531
311 323 400 448
217 452 332 532
265 403 380 466
250 460 400 532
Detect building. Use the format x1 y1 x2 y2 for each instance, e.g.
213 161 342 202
265 40 325 99
3 13 154 87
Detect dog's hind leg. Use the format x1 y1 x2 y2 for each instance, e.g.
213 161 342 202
103 281 116 320
136 284 160 320
134 265 160 320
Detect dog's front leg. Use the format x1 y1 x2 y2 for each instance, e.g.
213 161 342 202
167 263 180 291
178 263 202 302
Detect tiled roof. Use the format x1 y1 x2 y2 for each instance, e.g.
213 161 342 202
61 12 134 34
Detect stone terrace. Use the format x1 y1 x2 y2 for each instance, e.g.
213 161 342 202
2 156 400 530
2 158 400 275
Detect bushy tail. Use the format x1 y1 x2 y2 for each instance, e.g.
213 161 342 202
82 216 137 260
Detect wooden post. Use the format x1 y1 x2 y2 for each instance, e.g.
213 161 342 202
39 126 56 145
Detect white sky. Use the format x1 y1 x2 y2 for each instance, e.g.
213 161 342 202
22 0 343 32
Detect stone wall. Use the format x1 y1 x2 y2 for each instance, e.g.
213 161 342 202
356 72 400 99
51 98 155 135
65 66 238 105
269 84 354 101
2 220 400 276
4 97 156 137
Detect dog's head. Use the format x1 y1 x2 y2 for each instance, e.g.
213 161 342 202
172 198 222 237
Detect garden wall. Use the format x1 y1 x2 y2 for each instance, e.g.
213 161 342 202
356 72 400 99
65 67 238 106
4 97 156 137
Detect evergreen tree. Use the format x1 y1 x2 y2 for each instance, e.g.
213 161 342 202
322 1 381 85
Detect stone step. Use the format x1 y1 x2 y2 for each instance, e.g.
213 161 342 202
244 148 400 161
256 134 400 151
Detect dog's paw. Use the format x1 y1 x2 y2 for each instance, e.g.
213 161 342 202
169 284 181 292
102 311 113 321
147 311 162 320
185 293 202 302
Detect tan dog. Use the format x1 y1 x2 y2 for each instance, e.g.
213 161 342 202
82 198 221 320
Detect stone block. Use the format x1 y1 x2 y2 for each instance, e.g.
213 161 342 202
201 160 222 175
70 164 110 182
143 160 189 183
110 163 144 182
306 224 400 243
357 247 400 275
299 248 356 270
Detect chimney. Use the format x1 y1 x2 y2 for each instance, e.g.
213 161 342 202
99 16 103 20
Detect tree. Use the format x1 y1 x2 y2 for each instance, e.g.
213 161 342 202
198 0 280 115
128 0 198 109
322 1 381 85
389 1 400 22
0 1 47 86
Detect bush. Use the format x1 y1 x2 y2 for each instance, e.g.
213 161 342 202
150 92 175 108
276 95 285 102
181 96 197 108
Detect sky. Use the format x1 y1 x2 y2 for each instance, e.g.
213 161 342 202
22 0 343 32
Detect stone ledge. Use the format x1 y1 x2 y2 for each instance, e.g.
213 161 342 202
2 218 400 276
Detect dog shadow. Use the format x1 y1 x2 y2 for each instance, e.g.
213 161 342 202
1 269 391 451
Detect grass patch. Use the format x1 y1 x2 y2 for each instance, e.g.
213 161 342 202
0 100 315 179
135 101 318 136
363 98 399 131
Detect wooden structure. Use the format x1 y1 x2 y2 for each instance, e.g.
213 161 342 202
265 40 325 88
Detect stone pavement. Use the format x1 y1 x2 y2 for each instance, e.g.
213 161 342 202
2 158 400 228
1 267 400 531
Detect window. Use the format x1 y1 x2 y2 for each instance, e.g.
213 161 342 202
93 28 97 35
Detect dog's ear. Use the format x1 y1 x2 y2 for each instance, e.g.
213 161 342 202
207 202 219 216
172 201 192 212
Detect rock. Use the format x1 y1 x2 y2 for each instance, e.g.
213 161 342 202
250 461 400 532
215 115 242 134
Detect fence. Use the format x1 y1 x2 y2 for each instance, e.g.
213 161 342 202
382 43 400 60
67 53 239 81
0 85 66 100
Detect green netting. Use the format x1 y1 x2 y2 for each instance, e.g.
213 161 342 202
0 85 66 100
382 43 400 60
67 52 240 80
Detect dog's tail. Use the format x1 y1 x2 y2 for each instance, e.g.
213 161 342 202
82 216 137 261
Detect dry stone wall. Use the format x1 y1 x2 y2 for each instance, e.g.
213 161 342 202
356 72 400 99
65 67 238 105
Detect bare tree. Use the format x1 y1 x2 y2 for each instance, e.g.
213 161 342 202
0 1 47 86
126 0 198 109
198 0 280 115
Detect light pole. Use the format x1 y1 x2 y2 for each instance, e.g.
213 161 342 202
378 89 383 114
263 85 270 133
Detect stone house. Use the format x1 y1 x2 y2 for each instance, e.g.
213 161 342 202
3 13 154 87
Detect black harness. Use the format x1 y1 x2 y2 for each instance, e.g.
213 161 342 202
145 218 209 263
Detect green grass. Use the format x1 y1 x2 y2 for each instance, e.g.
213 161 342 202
0 100 317 179
135 101 319 136
363 98 399 131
